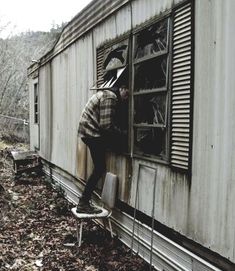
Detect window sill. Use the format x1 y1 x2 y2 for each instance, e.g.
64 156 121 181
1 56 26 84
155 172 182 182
106 150 170 166
132 153 169 166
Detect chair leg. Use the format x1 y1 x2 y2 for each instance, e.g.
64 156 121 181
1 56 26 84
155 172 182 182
76 221 83 247
102 218 107 231
108 218 113 238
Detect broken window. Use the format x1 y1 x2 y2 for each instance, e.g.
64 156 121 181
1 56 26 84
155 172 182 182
134 19 168 59
34 82 39 124
95 39 130 152
134 127 166 156
103 40 128 70
100 39 129 90
134 56 167 91
94 40 129 90
100 67 126 89
132 18 169 160
134 93 167 125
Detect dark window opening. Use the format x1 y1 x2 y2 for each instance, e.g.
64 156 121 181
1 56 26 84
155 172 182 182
134 93 167 125
34 82 39 124
132 18 169 160
134 56 167 91
134 127 166 157
134 19 168 59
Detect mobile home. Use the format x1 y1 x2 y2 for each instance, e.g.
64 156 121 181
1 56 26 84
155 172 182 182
27 0 235 270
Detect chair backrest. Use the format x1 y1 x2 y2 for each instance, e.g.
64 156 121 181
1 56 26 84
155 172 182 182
101 172 118 209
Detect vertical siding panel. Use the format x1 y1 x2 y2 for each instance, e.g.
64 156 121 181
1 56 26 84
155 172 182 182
192 0 235 260
131 0 182 27
129 160 190 233
74 34 95 180
39 64 52 161
50 34 94 177
115 4 132 36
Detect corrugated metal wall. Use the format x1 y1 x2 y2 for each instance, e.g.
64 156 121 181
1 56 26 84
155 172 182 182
28 0 235 263
50 35 94 176
191 0 235 261
38 64 52 161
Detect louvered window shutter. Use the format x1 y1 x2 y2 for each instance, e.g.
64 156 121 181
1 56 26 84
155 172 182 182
96 46 105 87
170 1 194 171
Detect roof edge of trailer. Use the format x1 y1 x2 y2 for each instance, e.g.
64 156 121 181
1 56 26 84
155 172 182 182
28 0 131 75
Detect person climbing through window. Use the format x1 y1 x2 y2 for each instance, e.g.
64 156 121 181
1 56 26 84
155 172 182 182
76 86 129 214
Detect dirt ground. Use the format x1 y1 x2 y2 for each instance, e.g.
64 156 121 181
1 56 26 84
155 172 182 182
0 143 150 271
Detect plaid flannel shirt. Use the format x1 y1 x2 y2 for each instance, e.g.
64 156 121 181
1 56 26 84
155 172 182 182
78 90 118 138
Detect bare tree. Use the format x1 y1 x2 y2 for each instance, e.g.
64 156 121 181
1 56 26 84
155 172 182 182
0 22 62 141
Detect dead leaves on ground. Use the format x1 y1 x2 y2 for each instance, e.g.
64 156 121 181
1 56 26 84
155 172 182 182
0 149 149 271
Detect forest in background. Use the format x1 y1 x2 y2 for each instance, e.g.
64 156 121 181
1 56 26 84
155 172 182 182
0 23 65 142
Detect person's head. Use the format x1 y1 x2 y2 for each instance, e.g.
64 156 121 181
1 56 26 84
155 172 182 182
119 86 129 101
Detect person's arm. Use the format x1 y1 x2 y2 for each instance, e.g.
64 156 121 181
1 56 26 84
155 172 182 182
100 97 116 131
100 97 128 152
100 97 123 135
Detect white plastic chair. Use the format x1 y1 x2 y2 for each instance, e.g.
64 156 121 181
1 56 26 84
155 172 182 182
71 172 118 247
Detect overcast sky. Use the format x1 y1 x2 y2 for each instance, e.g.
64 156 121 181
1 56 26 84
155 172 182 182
0 0 93 38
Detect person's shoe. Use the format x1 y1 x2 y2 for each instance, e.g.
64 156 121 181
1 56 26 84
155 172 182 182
76 199 102 214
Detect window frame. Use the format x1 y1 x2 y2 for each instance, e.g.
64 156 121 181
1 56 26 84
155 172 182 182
131 15 172 163
95 0 194 171
34 81 39 125
95 35 131 154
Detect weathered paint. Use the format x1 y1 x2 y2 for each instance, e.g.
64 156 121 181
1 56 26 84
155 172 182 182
191 0 235 260
42 161 222 271
129 159 190 234
27 0 235 266
38 63 52 161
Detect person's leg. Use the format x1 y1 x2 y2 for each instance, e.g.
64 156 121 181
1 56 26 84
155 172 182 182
82 137 106 202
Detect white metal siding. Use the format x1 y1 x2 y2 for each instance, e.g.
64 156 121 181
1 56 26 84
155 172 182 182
50 35 94 176
38 64 52 161
129 159 190 234
131 0 182 27
34 0 235 264
191 0 235 261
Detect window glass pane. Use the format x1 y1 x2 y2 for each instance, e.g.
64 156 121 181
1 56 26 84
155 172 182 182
103 40 128 70
134 93 167 125
100 67 125 88
100 67 128 89
134 19 168 59
134 56 167 91
134 127 166 157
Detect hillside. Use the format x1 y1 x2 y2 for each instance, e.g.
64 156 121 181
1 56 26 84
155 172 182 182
0 26 63 141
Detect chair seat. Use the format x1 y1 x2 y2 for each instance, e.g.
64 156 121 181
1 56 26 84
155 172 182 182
71 206 110 219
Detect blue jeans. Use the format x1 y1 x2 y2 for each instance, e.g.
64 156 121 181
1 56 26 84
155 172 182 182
81 137 106 202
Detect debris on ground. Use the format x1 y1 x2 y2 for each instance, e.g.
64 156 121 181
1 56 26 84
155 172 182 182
0 142 150 271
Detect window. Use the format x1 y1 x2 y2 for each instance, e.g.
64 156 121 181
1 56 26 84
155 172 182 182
101 39 129 89
34 82 39 124
132 18 170 160
95 0 194 171
96 39 130 152
95 39 129 90
132 1 194 171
